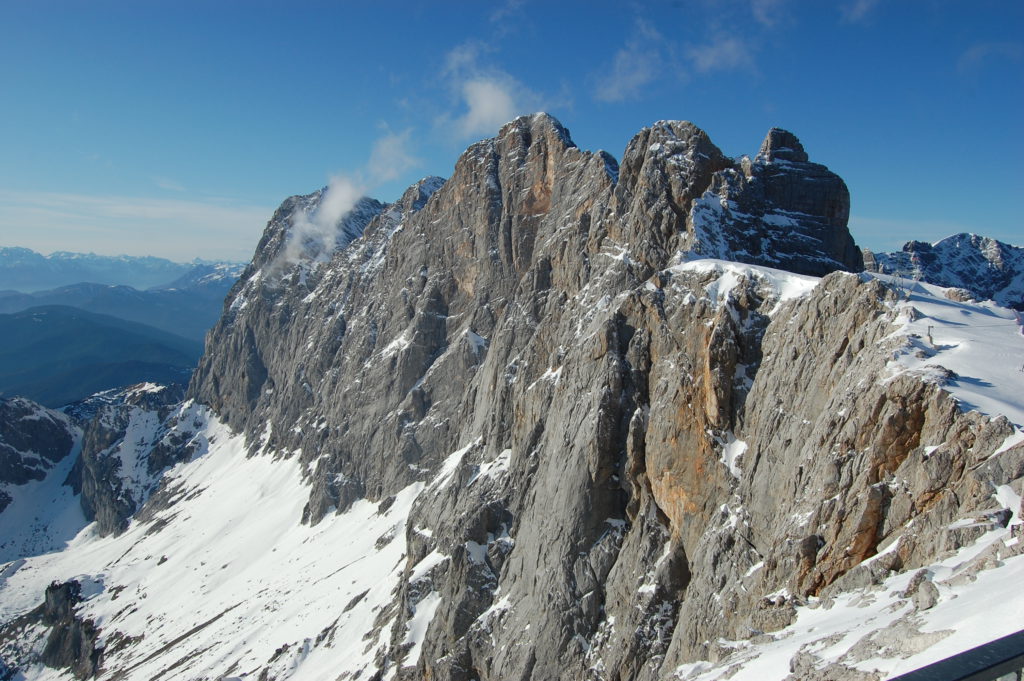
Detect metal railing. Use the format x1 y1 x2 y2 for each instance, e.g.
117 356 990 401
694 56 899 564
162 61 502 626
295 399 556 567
888 630 1024 681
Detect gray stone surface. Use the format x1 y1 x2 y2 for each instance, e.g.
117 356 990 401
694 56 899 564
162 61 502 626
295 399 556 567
1 114 1020 680
0 580 102 680
181 114 1019 679
64 384 188 536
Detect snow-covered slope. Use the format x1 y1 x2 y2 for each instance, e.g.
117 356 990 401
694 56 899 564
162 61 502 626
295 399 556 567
0 405 441 680
674 513 1024 680
0 399 82 563
876 273 1024 427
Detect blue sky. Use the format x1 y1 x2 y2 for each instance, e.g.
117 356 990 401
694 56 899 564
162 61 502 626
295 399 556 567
0 0 1020 262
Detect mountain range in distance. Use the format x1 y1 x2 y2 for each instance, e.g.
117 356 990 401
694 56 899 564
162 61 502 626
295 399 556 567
0 250 244 406
0 246 239 293
0 305 201 407
0 260 245 342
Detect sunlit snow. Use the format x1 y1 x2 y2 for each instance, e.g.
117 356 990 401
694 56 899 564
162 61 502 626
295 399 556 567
0 410 424 680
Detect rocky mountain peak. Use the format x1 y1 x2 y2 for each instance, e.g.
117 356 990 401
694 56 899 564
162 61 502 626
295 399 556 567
757 127 809 163
498 111 576 150
397 176 446 214
617 119 732 213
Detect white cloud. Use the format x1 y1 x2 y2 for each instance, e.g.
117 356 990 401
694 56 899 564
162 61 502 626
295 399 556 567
687 36 753 73
281 175 365 264
593 21 666 103
444 41 487 77
0 190 273 262
152 176 186 192
279 127 422 266
489 0 525 24
438 42 542 139
367 128 419 184
840 0 881 23
594 46 659 103
455 78 520 138
957 42 1024 74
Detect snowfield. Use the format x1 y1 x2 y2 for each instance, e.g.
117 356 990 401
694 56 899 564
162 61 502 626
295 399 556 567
874 272 1024 428
673 505 1024 680
0 407 427 680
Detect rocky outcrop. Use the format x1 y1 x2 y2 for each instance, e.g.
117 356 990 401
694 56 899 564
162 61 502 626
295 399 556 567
0 398 76 511
179 114 1018 679
608 121 859 278
864 232 1024 309
686 127 859 275
0 580 102 680
64 383 190 536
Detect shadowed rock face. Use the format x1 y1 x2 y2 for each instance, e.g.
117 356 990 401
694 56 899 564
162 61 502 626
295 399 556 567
609 121 859 278
64 384 189 536
0 580 102 680
0 398 75 510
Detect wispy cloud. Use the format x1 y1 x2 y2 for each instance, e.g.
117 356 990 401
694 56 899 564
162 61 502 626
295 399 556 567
750 0 787 27
438 41 543 139
281 176 365 264
489 0 525 24
593 20 667 103
367 128 419 183
593 18 758 102
686 35 753 73
280 127 421 265
957 42 1024 74
454 79 521 138
0 190 273 262
840 0 881 23
152 176 186 192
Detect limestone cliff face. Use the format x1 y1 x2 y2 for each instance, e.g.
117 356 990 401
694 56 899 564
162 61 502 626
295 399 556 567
3 114 1013 681
177 113 1023 679
190 115 861 523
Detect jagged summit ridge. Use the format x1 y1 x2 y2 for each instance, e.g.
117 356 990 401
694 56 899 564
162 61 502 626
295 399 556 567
196 111 863 514
757 127 809 163
243 114 860 289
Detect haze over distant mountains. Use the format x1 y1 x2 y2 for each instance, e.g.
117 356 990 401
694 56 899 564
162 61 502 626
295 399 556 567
0 260 244 341
0 247 214 292
0 248 244 405
0 306 200 407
